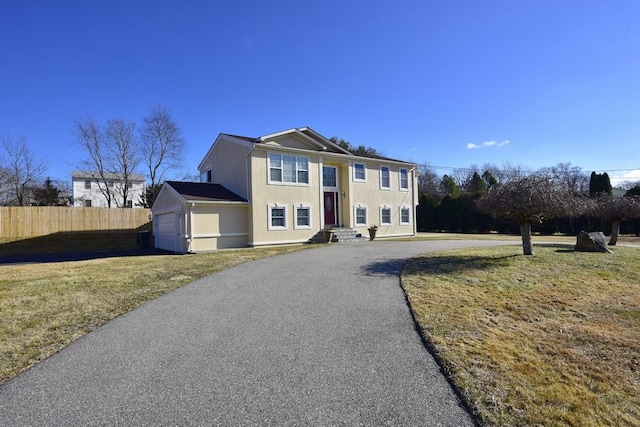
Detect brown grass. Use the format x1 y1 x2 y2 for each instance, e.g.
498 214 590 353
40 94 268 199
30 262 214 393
402 244 640 426
0 245 308 384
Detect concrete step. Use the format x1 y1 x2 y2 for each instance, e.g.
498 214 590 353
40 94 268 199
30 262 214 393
308 227 369 244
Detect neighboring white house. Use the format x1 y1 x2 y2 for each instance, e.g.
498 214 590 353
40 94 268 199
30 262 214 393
152 127 418 253
72 171 146 208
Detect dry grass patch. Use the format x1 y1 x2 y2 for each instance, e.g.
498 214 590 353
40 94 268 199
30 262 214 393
0 245 308 384
402 244 640 426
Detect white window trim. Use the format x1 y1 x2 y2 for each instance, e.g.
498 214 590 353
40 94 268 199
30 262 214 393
267 204 287 231
380 166 390 190
380 205 392 226
354 205 368 227
322 165 338 190
400 206 411 225
353 163 366 182
294 204 312 230
399 168 409 191
268 152 310 186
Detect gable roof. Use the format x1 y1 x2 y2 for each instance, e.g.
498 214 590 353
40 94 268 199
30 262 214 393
165 181 247 202
72 170 146 182
200 127 416 169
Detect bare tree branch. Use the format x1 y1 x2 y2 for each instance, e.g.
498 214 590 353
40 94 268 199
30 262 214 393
140 104 185 207
0 134 46 205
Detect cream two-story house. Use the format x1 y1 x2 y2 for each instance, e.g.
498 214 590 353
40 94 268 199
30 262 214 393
151 127 418 253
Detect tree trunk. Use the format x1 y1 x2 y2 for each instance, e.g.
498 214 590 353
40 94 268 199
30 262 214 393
520 223 534 255
609 220 620 246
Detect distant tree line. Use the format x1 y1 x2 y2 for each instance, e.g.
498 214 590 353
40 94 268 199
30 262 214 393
416 162 640 240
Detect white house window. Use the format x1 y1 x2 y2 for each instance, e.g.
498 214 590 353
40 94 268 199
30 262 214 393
84 199 92 207
206 169 212 183
128 182 134 189
323 166 337 188
353 163 366 182
84 180 91 189
126 200 133 208
269 154 309 184
380 206 392 226
400 207 411 225
268 204 287 230
108 180 114 188
354 206 367 226
380 166 390 189
294 205 311 229
399 168 409 190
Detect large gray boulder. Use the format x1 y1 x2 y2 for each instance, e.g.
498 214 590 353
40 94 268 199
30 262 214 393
575 231 613 253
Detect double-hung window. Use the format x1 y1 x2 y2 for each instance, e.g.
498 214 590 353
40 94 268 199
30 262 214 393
380 166 390 189
269 153 309 184
294 206 311 229
84 180 91 189
268 205 287 230
353 163 366 182
400 207 411 225
380 206 392 226
399 168 409 190
323 166 337 188
354 206 367 226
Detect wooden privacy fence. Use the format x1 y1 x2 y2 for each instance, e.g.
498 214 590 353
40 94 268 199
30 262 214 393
0 207 151 239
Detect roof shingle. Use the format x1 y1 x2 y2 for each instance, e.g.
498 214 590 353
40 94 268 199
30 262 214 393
166 181 246 202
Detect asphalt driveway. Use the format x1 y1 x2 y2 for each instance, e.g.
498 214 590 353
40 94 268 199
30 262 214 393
0 240 512 426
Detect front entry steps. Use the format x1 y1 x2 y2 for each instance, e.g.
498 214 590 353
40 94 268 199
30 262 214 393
308 227 369 244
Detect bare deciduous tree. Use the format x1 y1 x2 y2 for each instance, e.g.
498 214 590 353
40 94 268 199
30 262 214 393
477 175 592 255
73 116 141 208
0 134 46 205
417 163 442 198
73 116 114 207
105 119 139 208
140 104 185 207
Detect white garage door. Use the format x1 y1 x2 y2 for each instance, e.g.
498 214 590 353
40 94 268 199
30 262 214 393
155 212 178 252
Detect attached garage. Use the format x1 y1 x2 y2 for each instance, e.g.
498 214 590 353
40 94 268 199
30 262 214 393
154 211 180 252
151 181 249 253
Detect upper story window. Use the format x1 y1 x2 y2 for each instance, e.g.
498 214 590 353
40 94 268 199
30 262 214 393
84 180 91 189
206 169 212 183
399 168 409 190
108 180 114 188
353 163 366 182
269 153 309 184
323 166 337 188
380 166 390 189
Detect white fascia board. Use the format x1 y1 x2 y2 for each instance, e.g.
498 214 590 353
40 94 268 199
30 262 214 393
151 183 187 212
259 128 298 140
259 128 328 151
298 127 352 155
182 200 250 206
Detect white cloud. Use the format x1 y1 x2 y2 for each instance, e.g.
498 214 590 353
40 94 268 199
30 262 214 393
609 170 640 187
466 140 510 150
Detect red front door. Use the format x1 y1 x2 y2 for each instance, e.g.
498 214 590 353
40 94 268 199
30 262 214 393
324 191 337 226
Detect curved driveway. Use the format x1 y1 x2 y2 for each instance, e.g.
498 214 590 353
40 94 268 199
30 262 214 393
1 240 513 426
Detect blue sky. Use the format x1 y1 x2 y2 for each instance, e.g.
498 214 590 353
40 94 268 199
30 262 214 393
2 0 639 186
